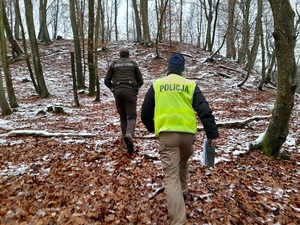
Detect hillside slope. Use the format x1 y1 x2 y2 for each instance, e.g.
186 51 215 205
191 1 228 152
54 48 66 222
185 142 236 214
0 41 299 224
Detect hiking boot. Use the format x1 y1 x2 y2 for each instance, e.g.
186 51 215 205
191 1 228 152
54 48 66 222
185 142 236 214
124 133 134 154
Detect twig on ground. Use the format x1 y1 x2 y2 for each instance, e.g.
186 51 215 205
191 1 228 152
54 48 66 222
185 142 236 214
149 186 165 199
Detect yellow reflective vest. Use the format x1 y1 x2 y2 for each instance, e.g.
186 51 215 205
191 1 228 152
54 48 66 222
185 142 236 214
153 74 197 137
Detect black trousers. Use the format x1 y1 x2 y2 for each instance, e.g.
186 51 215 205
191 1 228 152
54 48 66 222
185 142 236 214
114 87 137 137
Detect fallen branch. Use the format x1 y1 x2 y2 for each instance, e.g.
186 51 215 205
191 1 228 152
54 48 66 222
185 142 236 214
138 115 271 139
203 33 226 63
187 71 231 80
149 186 165 199
217 71 232 78
3 115 271 139
171 51 193 58
218 65 247 76
3 130 97 138
213 115 271 129
186 74 207 80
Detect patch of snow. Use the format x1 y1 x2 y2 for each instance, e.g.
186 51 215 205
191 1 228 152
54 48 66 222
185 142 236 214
0 162 29 176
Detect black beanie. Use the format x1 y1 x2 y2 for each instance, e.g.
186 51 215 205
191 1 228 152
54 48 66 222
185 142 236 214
168 53 185 74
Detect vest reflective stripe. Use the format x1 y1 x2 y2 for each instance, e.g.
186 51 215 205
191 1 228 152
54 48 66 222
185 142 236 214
153 74 197 136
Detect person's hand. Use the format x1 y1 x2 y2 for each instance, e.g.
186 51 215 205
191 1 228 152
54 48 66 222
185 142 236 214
209 139 218 147
133 86 139 94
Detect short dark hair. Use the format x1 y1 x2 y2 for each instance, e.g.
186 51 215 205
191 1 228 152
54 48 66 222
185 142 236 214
120 48 129 57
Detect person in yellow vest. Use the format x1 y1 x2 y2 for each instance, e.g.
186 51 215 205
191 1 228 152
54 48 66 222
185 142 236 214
141 53 219 224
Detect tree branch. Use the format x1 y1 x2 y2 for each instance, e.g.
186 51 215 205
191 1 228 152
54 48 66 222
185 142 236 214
2 130 97 138
137 115 271 139
203 33 227 63
219 65 247 76
2 115 271 138
211 115 271 129
149 186 165 199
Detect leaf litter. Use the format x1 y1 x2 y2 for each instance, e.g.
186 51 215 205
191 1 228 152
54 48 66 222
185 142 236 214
0 40 300 224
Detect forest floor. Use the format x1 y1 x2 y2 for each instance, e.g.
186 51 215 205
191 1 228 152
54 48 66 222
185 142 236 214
0 40 300 225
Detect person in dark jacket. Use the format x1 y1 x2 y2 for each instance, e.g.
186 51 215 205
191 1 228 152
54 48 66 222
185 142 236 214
104 48 144 153
141 53 219 224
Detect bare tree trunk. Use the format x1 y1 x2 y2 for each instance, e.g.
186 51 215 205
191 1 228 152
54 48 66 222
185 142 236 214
52 0 60 40
238 0 262 87
126 0 129 40
88 0 96 96
226 0 236 59
196 2 203 48
237 0 251 65
155 0 169 58
179 0 183 42
15 0 38 93
1 42 19 108
155 0 164 42
94 0 102 101
114 0 118 42
245 0 262 71
14 0 22 40
140 0 151 45
78 0 86 87
15 0 39 93
0 2 12 115
265 52 276 85
2 1 24 58
37 0 52 44
132 0 142 42
69 0 85 89
258 0 266 90
24 0 50 98
99 0 106 49
0 70 12 115
201 0 213 51
168 0 172 47
211 0 220 51
251 0 297 158
105 0 112 41
71 52 80 107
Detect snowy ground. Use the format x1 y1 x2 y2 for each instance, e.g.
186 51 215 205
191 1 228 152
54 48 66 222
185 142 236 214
0 41 299 224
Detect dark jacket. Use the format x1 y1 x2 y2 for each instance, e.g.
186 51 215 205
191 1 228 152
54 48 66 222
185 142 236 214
104 57 144 92
141 75 219 139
